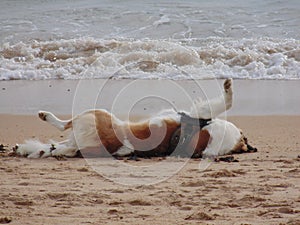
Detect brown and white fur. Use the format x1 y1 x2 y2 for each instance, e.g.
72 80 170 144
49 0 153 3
14 79 254 159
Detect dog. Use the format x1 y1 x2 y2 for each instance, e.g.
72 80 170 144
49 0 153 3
13 79 256 159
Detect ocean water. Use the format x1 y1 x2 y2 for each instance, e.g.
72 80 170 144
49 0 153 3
0 0 299 80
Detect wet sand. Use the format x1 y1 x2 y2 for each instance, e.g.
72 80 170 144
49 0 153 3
1 79 300 116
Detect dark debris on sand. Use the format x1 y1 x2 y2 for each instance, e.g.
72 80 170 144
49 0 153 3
0 144 8 153
0 216 12 224
215 155 239 162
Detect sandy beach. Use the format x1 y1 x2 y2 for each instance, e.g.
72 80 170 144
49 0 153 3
0 79 299 224
1 0 299 223
0 113 300 225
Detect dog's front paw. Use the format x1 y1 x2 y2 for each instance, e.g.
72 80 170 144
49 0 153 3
38 111 49 121
224 78 232 93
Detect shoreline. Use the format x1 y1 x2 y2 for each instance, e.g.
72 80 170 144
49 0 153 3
0 79 300 116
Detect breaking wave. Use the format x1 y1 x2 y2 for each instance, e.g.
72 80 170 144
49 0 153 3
0 37 299 80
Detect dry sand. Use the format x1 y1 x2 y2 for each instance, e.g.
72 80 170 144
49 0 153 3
0 114 299 225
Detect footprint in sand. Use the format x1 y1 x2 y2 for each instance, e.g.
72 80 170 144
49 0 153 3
185 211 214 221
203 169 236 178
181 180 205 187
127 199 152 206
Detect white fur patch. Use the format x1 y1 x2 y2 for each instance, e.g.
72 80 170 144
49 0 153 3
189 96 228 119
202 119 241 157
16 139 78 158
114 139 134 156
149 117 163 127
50 145 77 157
153 109 180 123
72 113 101 149
123 138 134 149
16 139 51 158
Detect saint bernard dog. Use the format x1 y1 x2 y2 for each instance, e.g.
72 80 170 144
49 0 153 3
13 79 257 159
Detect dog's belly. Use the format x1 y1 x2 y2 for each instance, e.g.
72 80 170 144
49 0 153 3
202 119 242 156
72 110 242 158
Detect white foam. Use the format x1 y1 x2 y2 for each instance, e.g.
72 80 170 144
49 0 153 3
153 15 171 27
0 38 299 80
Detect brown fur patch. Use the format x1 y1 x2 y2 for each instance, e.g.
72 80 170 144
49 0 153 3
64 121 73 130
231 134 248 154
92 110 180 156
188 129 211 157
93 110 123 154
128 119 180 157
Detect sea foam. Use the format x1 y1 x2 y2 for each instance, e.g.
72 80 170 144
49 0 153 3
0 38 299 80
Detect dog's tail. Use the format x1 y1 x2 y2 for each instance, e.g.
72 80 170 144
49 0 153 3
12 139 58 158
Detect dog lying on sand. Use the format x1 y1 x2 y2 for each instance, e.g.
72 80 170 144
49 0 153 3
13 79 256 159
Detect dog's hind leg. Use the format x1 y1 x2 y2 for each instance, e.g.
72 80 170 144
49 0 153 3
189 78 233 119
38 111 72 131
50 143 78 157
